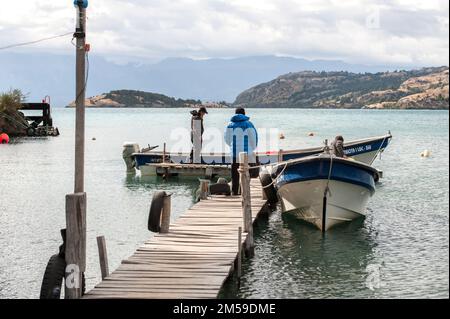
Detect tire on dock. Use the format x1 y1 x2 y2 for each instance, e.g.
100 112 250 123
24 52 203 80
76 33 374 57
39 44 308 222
148 191 167 232
39 254 66 299
259 171 278 204
209 182 231 196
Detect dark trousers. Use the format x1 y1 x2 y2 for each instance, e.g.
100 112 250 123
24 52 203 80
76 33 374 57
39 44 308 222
231 162 240 195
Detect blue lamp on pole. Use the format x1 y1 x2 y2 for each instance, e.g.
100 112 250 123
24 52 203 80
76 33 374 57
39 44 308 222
73 0 88 37
73 0 88 8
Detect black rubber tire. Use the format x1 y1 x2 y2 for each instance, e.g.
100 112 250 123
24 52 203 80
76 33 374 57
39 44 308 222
148 191 167 232
217 177 228 184
40 254 66 299
210 183 231 196
374 172 380 183
249 164 260 179
26 127 35 137
259 171 278 204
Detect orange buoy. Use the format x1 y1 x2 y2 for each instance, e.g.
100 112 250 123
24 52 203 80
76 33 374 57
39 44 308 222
0 133 10 144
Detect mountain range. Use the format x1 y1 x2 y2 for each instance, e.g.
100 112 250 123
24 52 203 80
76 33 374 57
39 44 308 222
1 52 410 107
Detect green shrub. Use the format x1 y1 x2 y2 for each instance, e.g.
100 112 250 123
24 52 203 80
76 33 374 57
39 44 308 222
0 89 26 114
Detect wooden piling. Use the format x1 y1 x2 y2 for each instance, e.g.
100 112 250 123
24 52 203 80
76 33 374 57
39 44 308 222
74 5 87 194
239 152 254 257
65 192 87 299
160 194 172 233
199 179 210 200
163 142 167 163
237 227 242 282
96 236 109 280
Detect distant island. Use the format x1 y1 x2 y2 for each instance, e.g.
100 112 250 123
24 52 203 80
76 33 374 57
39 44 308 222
67 67 449 110
234 66 449 109
66 90 230 109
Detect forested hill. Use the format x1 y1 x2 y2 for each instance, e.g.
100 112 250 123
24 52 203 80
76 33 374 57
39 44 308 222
67 90 203 108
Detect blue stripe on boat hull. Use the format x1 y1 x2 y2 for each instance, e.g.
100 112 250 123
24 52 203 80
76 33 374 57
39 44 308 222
276 158 376 194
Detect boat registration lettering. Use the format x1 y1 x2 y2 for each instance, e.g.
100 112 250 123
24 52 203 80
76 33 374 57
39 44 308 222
345 144 372 155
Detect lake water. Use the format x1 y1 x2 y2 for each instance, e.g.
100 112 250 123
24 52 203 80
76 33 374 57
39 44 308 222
0 108 448 299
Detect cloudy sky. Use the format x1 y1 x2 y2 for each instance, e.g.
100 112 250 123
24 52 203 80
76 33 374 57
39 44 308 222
0 0 448 66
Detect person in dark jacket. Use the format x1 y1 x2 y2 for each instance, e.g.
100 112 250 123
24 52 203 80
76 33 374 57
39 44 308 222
190 106 207 163
331 135 346 158
224 107 258 195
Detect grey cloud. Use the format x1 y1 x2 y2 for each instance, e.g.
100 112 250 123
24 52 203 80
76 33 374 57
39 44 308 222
0 0 448 66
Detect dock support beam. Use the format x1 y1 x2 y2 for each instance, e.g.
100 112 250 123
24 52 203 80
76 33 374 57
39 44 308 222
239 152 254 257
65 192 87 299
96 236 109 280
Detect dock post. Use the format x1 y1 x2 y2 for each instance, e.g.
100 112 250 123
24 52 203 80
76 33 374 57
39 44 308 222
65 193 87 299
239 152 255 257
163 142 167 163
237 226 242 286
199 179 210 200
96 236 109 280
160 194 172 233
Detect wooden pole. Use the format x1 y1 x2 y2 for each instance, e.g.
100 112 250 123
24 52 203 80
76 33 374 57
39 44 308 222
65 2 88 299
237 227 242 283
278 149 283 163
160 194 172 233
239 152 254 257
96 236 109 280
199 179 210 200
163 142 166 163
74 4 87 194
65 192 86 299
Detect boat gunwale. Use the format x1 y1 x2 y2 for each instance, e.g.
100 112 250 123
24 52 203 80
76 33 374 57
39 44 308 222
274 155 378 194
130 133 393 158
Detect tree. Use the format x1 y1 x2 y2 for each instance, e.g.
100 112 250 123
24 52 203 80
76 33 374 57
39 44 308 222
0 89 26 114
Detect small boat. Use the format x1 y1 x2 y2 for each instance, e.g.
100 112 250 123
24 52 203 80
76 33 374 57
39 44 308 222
274 154 380 231
125 133 392 176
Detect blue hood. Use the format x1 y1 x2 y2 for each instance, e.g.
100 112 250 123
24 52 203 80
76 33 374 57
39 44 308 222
230 114 250 122
225 114 258 159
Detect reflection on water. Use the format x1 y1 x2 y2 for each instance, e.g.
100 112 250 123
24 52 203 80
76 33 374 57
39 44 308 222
124 173 201 201
221 210 377 299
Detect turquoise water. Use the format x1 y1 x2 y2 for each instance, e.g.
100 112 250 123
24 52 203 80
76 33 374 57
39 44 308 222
0 108 448 299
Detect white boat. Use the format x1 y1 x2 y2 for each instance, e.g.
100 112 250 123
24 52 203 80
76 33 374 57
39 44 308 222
124 133 392 176
274 154 380 231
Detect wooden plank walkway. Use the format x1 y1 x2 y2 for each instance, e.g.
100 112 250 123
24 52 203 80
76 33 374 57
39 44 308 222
144 162 231 178
84 179 268 299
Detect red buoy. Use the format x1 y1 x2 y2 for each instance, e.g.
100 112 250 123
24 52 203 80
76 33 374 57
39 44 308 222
0 133 10 144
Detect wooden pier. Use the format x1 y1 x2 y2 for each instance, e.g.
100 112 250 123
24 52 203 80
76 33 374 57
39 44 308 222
141 162 231 179
84 178 269 299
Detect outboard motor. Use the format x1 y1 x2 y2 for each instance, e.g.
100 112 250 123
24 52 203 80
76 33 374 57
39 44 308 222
123 142 140 173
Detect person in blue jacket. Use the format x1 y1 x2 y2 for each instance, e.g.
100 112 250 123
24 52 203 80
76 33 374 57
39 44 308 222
225 107 258 195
